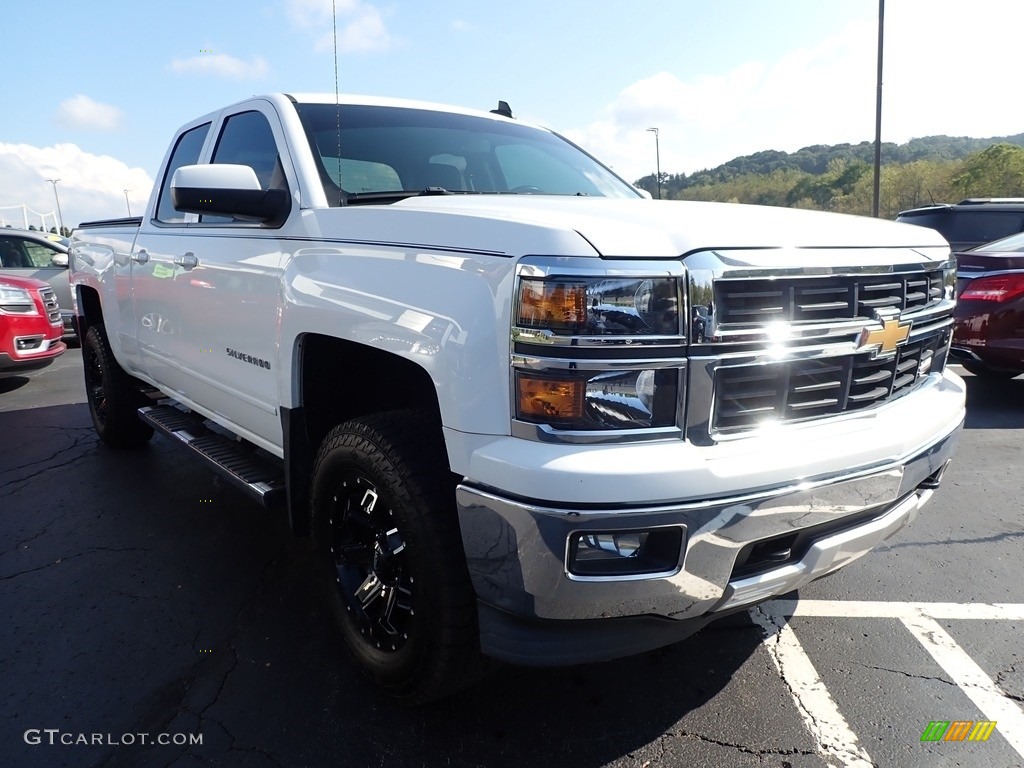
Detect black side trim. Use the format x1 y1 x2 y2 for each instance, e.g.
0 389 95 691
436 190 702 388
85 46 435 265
77 216 143 229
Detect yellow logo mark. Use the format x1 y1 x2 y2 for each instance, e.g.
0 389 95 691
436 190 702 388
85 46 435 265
858 315 911 356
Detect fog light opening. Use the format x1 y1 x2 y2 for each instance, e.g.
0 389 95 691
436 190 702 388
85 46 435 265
567 527 684 578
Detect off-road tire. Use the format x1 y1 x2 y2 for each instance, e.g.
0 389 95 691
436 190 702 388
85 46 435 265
310 410 488 704
82 324 154 448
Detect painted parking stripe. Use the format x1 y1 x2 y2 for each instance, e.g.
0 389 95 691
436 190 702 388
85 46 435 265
901 614 1024 761
763 599 1024 621
750 606 875 767
756 600 1024 763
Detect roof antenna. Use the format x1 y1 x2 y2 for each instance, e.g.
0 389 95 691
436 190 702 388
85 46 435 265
332 0 344 205
491 100 513 119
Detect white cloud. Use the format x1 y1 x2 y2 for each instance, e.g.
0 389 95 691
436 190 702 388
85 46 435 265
55 95 123 132
0 143 153 229
452 19 472 32
170 53 269 79
566 4 1024 183
285 0 395 54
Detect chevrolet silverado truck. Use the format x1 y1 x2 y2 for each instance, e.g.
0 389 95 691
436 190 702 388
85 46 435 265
70 93 965 703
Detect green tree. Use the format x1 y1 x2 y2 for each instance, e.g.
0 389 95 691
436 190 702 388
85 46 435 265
951 143 1024 198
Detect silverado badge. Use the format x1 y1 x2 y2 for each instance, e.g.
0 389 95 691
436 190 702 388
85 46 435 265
858 309 911 358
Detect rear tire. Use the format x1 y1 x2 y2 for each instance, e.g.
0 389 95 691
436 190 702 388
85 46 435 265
310 410 487 704
962 362 1021 380
82 324 154 448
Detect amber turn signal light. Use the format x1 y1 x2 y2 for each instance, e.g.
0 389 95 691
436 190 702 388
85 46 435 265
516 279 587 333
516 373 585 422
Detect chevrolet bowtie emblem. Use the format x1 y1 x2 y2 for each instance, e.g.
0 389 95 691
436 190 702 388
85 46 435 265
858 312 911 357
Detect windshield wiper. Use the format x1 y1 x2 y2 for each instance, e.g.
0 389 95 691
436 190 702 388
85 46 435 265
345 187 457 204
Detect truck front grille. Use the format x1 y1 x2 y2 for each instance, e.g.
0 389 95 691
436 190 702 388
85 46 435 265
38 287 61 324
713 328 948 433
716 270 944 325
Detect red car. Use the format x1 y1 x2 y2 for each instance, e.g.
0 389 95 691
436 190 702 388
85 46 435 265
0 275 67 377
951 231 1024 379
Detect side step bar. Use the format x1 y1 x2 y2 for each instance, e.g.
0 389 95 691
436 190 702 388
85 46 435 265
139 405 286 509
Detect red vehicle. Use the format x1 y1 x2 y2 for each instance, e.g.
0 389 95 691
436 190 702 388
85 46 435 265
0 275 66 377
951 231 1024 379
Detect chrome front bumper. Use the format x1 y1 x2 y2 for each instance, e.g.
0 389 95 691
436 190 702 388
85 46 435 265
457 420 961 632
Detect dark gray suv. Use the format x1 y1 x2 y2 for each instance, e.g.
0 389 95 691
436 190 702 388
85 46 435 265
896 198 1024 251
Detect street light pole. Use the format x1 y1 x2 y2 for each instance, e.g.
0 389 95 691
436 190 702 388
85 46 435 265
45 178 65 234
646 127 662 199
871 0 885 218
124 189 132 217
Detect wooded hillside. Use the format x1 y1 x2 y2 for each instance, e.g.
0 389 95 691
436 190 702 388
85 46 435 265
635 134 1024 218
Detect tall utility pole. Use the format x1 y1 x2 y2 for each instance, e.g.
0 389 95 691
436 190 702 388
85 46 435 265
124 189 132 216
647 127 662 199
871 0 885 218
45 178 65 234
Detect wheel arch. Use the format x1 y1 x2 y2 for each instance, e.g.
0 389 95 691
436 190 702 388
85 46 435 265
75 284 103 339
282 333 446 535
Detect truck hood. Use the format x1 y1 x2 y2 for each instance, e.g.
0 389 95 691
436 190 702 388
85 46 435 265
395 196 950 259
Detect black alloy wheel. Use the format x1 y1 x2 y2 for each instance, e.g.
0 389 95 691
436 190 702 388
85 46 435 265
310 411 488 703
328 472 415 653
82 324 153 447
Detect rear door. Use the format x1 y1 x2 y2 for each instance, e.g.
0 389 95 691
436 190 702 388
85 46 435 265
131 121 212 390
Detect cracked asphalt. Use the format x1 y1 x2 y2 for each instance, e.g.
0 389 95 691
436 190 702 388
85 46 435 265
2 354 1022 768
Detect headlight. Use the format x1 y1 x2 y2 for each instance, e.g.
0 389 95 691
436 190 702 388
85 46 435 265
516 277 679 336
516 368 678 430
0 286 38 314
943 259 956 301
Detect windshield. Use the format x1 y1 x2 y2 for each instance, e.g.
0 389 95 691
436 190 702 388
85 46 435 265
971 229 1024 252
294 103 640 205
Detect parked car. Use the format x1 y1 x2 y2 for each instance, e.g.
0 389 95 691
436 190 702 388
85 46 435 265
0 275 67 377
896 198 1024 252
950 231 1024 379
0 229 74 336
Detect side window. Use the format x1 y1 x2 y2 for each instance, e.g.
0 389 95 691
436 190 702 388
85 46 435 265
156 123 211 223
211 111 287 191
203 111 288 223
0 236 30 268
22 241 63 267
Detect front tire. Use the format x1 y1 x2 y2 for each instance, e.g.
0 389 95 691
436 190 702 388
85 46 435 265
83 324 154 448
310 410 486 704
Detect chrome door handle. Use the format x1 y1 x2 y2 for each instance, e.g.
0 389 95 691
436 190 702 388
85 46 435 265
174 252 199 269
131 250 150 264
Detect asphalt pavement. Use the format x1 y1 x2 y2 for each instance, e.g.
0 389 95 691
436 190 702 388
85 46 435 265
2 352 1022 768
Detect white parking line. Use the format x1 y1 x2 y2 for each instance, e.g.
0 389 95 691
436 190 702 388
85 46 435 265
901 614 1024 760
764 599 1024 621
754 600 1024 764
750 606 875 768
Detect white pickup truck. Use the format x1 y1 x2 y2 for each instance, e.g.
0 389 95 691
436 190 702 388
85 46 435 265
70 93 965 702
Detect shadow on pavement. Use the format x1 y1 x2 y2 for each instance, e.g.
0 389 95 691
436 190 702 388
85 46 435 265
1 403 771 768
0 375 31 394
962 373 1024 429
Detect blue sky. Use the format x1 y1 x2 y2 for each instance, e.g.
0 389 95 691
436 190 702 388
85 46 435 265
2 0 1023 228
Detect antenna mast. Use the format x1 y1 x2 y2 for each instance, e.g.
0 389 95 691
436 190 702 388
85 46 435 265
333 0 343 204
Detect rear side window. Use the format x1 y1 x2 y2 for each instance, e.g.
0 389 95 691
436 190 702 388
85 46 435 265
155 123 210 223
946 212 1024 246
897 211 947 231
